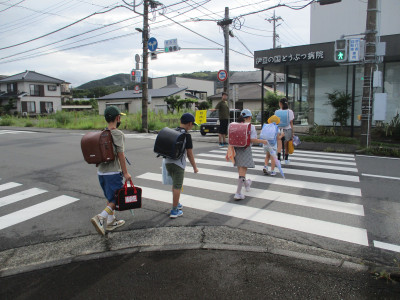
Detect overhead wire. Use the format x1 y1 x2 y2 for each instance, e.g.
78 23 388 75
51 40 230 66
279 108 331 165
0 0 25 13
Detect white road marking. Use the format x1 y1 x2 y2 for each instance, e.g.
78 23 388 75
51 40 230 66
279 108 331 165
0 182 22 192
357 155 400 160
210 149 356 161
361 174 400 181
143 187 369 246
125 133 156 140
191 157 360 182
138 173 364 216
202 153 356 166
185 166 361 196
196 154 359 172
373 241 400 253
0 195 80 231
0 130 35 135
0 188 47 208
253 148 355 158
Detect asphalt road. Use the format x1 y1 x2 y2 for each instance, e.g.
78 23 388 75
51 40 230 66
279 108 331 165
0 127 400 267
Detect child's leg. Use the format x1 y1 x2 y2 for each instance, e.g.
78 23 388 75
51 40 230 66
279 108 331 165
270 153 276 170
236 167 247 194
265 152 270 166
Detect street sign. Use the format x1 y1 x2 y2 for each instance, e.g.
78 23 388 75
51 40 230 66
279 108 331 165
195 110 207 125
134 70 141 83
148 37 158 52
135 54 140 63
217 70 228 82
134 85 140 94
348 38 361 62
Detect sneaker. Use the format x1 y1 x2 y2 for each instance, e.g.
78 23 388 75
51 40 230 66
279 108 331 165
91 215 106 236
270 171 277 176
263 166 268 174
223 142 229 146
245 179 252 192
170 209 183 218
106 219 125 231
218 143 224 147
234 193 245 200
284 160 290 165
177 203 183 210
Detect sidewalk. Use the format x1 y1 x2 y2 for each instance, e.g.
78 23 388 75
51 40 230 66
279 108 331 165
1 226 399 299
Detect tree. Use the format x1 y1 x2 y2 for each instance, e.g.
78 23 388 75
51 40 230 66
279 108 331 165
178 98 198 110
326 90 352 127
264 91 280 118
198 101 210 110
164 95 181 113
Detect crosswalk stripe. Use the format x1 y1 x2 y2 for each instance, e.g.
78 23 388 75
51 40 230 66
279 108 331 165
0 182 22 192
211 149 356 161
0 195 80 231
196 154 359 173
0 188 47 208
204 152 356 166
185 166 361 196
373 241 400 253
190 157 359 182
250 148 355 158
142 187 368 246
125 133 156 140
138 173 364 216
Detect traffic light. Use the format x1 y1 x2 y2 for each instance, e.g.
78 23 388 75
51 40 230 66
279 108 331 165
164 39 180 53
130 69 141 83
334 39 348 62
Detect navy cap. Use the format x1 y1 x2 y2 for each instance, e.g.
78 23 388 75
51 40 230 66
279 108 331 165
180 113 198 125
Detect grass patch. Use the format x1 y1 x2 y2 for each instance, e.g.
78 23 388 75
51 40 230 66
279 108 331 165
359 146 400 158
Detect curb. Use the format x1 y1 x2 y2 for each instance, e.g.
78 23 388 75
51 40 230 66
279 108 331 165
0 225 387 278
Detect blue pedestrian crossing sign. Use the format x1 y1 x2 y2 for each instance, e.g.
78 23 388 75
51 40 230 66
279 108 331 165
148 37 158 52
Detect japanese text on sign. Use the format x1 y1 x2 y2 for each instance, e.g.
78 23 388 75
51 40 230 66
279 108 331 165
195 110 207 125
255 51 324 65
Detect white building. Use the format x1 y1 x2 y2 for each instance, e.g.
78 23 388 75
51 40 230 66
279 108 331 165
255 0 400 129
0 71 69 115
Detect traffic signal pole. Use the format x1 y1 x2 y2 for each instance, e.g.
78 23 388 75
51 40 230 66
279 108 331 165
223 7 230 98
142 0 149 133
360 0 377 147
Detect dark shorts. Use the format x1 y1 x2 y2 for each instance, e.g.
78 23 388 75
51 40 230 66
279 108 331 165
165 163 185 190
219 119 228 134
98 173 123 203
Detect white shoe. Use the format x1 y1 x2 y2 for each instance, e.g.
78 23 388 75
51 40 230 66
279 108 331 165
245 179 252 192
234 193 245 200
106 219 126 231
91 215 106 236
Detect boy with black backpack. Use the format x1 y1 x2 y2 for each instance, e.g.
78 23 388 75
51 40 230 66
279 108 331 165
164 113 199 218
90 106 132 235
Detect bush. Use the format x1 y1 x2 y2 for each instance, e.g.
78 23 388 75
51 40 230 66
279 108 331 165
0 116 14 126
53 111 72 126
264 91 280 118
309 123 336 136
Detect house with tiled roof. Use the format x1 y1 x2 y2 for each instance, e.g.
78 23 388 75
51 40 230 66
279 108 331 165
97 87 188 114
0 70 71 115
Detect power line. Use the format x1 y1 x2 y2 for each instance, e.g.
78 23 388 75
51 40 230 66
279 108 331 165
0 4 130 51
0 0 25 13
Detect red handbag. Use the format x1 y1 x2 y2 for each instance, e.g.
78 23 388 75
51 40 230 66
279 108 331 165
115 180 142 211
228 122 251 147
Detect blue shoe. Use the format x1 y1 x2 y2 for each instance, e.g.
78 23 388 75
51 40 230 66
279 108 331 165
218 143 224 147
170 208 183 218
270 171 277 176
177 203 183 210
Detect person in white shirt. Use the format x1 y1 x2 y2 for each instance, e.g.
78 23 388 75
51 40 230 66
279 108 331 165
275 98 295 164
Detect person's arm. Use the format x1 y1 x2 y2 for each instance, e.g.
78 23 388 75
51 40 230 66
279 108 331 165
186 149 198 173
118 152 132 182
290 110 294 138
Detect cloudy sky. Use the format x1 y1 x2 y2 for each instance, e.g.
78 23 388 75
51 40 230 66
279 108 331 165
0 0 311 87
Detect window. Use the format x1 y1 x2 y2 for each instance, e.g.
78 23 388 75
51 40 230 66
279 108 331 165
30 84 44 96
21 101 36 113
7 83 17 93
40 101 53 113
47 85 57 91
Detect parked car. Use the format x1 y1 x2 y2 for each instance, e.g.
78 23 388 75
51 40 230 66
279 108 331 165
200 109 241 136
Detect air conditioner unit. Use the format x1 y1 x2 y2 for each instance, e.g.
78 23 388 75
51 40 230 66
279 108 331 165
22 112 27 117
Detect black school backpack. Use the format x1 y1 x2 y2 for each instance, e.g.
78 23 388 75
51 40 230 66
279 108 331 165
154 127 187 159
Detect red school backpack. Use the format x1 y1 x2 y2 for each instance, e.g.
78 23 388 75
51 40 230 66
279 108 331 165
228 122 251 147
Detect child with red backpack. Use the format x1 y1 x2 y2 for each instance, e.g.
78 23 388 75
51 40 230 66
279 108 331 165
229 109 267 200
260 115 284 176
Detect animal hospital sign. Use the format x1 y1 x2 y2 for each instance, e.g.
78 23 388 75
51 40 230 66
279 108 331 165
255 51 325 65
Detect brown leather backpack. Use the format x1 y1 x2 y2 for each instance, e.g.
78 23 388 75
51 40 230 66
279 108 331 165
81 129 115 165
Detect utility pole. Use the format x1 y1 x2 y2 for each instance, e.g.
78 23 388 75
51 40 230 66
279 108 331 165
141 0 149 133
223 7 230 99
360 0 377 147
267 11 282 92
